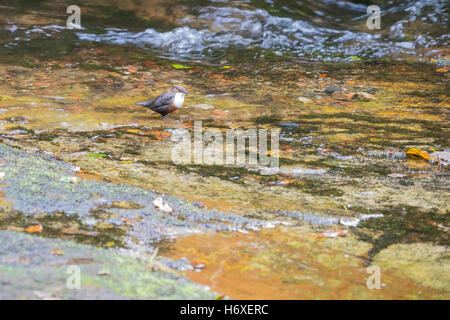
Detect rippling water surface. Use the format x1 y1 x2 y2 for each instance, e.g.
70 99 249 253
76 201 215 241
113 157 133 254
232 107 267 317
2 0 449 62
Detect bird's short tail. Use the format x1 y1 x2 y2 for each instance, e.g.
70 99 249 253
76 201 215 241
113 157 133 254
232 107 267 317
135 101 150 107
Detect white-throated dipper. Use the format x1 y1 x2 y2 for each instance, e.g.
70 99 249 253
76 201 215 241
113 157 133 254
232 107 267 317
135 85 189 117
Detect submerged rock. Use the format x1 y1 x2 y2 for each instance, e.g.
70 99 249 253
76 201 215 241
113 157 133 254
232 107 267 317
324 87 344 94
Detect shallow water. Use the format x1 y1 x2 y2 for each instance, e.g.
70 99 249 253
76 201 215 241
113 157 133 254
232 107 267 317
0 0 449 299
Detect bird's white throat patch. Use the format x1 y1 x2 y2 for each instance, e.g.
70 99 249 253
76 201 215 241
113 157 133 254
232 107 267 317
173 93 185 108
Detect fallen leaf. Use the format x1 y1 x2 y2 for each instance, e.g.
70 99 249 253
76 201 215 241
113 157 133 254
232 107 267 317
105 241 115 248
405 147 431 160
144 60 156 68
435 68 448 73
25 224 43 233
172 64 191 69
127 66 138 73
121 218 135 224
52 248 65 256
148 129 171 140
87 153 108 158
126 129 143 134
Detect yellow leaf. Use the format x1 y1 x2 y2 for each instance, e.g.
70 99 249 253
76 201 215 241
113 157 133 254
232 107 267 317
172 64 191 69
126 129 142 134
106 241 115 247
405 147 430 160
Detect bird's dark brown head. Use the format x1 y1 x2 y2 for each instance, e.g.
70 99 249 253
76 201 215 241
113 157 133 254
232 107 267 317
172 85 189 95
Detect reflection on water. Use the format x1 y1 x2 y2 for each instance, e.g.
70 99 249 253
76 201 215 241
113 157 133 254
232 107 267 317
1 0 448 62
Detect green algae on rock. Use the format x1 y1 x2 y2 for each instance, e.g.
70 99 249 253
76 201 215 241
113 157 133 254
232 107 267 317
0 230 216 299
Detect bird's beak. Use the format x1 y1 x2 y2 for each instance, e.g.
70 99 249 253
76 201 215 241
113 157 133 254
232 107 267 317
185 92 190 95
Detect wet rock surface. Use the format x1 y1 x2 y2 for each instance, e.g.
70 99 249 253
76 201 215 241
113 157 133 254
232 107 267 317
0 143 266 246
0 230 215 299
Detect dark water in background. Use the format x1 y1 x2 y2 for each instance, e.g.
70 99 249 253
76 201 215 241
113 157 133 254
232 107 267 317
2 0 449 62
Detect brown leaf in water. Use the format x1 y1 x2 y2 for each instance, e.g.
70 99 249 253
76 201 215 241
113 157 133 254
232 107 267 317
144 60 156 68
148 129 171 140
128 66 138 73
121 218 135 225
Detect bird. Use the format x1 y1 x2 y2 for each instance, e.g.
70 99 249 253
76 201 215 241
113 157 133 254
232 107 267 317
135 85 189 117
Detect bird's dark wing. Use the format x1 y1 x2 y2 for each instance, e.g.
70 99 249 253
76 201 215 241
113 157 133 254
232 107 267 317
149 93 173 108
135 91 173 109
